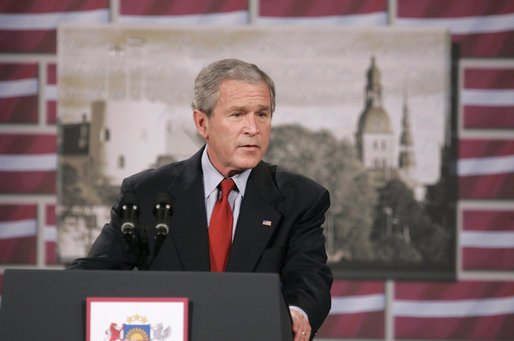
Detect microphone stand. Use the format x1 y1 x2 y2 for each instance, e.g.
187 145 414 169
138 227 150 270
147 195 173 269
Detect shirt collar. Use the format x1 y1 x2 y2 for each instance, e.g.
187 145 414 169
201 146 252 198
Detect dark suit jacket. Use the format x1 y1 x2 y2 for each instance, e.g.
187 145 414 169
69 147 333 331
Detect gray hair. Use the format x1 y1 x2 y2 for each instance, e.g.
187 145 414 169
192 59 275 117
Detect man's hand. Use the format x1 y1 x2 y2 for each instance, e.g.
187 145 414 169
290 308 312 340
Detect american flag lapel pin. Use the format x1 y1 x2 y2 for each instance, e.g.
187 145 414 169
262 219 272 227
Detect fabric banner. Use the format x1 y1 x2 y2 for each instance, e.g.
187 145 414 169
461 209 514 270
394 281 514 339
397 0 514 57
0 63 38 124
458 139 514 199
462 67 514 129
0 204 37 263
258 0 387 25
318 281 385 338
0 133 57 194
0 0 109 53
119 0 248 24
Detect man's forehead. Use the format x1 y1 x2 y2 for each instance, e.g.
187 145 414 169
219 78 267 89
217 79 271 103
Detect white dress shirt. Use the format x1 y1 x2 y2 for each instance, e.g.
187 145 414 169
201 147 251 238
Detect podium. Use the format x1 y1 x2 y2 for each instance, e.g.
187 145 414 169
0 269 293 340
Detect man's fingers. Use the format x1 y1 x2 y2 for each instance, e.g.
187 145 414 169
290 309 311 340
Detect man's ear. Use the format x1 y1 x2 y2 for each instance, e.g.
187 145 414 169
193 110 209 139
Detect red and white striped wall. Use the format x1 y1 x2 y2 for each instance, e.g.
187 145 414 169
0 1 512 340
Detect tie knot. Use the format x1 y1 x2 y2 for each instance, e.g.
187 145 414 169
219 178 235 198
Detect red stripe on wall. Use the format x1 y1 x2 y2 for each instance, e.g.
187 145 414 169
459 139 514 159
464 68 514 89
0 238 36 263
454 31 514 58
0 133 56 154
331 280 384 295
46 242 57 264
260 0 387 17
47 63 57 85
398 0 514 18
462 248 514 270
463 210 514 231
319 311 384 338
0 171 56 194
396 281 514 300
459 173 514 199
0 96 38 123
0 30 57 53
120 0 247 16
0 0 109 14
463 106 514 129
396 315 514 340
0 204 36 222
0 63 37 80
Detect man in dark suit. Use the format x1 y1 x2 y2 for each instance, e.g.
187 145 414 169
69 59 332 340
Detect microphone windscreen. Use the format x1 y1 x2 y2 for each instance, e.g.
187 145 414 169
153 192 173 214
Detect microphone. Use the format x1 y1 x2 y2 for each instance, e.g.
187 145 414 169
120 193 140 243
148 192 173 268
153 192 173 238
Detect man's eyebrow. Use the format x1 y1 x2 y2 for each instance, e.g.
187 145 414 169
228 105 270 111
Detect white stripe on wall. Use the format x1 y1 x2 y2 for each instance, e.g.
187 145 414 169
257 12 387 26
458 155 514 176
45 84 57 101
397 13 514 34
45 225 57 242
461 231 514 248
330 293 385 314
0 219 37 239
0 79 38 98
0 9 109 30
119 11 248 24
0 154 57 171
462 89 514 106
394 296 514 317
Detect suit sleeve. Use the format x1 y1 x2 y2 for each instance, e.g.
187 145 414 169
67 178 139 270
280 186 333 332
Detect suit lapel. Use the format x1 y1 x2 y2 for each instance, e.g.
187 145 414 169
227 162 283 272
166 148 210 271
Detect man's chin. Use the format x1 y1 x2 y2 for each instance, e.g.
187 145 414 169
235 157 262 171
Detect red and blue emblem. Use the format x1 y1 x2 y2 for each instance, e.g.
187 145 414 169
105 314 171 341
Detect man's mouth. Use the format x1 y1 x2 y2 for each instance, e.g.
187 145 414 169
240 144 259 150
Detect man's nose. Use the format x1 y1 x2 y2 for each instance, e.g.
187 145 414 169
243 114 259 135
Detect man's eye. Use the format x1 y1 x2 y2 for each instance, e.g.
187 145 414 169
232 112 242 117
